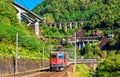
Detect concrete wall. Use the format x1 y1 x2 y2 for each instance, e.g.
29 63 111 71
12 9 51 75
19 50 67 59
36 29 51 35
0 56 49 75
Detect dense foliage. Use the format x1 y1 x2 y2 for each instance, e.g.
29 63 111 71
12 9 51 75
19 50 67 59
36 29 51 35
40 23 82 37
97 51 120 77
33 0 120 27
81 43 107 59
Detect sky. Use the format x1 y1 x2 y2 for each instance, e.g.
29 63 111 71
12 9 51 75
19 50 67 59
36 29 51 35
14 0 43 10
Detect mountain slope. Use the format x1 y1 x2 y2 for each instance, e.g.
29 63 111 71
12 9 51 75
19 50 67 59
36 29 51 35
33 0 120 28
0 0 47 58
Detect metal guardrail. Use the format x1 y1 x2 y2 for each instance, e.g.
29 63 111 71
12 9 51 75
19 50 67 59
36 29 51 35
12 2 44 21
68 59 98 64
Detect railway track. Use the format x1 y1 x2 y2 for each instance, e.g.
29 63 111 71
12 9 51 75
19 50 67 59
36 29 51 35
98 38 110 49
28 64 74 77
70 29 86 41
33 64 74 77
76 29 86 37
0 67 49 77
1 64 74 77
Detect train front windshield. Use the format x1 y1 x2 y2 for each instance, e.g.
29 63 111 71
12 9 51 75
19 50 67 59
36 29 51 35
51 54 56 58
58 54 64 59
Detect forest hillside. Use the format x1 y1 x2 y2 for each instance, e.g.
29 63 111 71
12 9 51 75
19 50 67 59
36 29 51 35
33 0 120 50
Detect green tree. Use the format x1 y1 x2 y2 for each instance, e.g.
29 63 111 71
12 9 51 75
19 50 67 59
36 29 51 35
97 52 120 77
81 43 101 59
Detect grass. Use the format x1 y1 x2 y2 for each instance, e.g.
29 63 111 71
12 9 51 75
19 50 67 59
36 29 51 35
76 64 94 77
0 42 50 60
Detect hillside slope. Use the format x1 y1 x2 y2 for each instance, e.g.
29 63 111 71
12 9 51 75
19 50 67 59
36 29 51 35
33 0 120 27
0 0 47 59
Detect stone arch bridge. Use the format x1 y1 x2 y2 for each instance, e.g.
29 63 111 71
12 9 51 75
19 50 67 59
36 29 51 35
46 21 87 32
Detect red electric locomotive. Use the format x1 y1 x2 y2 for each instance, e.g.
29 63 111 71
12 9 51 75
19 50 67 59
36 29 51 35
50 51 67 71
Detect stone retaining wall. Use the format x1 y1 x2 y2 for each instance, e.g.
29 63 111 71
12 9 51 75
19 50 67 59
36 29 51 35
0 56 49 75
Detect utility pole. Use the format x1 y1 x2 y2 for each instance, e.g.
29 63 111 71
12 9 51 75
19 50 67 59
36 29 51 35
42 47 44 67
74 32 77 77
15 32 18 73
